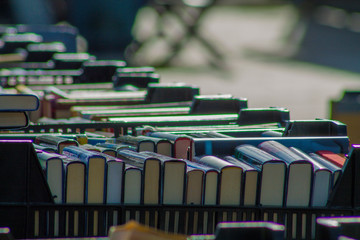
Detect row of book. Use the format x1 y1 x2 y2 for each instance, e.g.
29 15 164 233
32 130 346 208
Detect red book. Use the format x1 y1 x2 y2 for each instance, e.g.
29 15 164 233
316 150 346 168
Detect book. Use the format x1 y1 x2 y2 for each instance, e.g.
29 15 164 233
309 152 342 187
223 156 259 206
136 123 284 138
194 155 242 206
70 101 193 118
79 149 126 203
139 151 187 205
289 147 332 207
0 140 53 203
78 105 190 120
116 135 156 153
123 165 142 204
104 155 125 204
62 146 106 203
41 86 146 118
95 142 136 156
0 93 39 111
316 150 347 168
33 142 58 153
186 131 234 138
106 114 239 128
184 165 204 205
258 140 313 207
147 132 193 160
116 149 161 204
184 160 219 205
64 158 86 204
233 144 286 207
128 135 173 157
35 135 79 154
36 150 65 203
0 111 29 129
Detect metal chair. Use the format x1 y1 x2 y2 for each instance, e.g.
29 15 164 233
125 0 224 68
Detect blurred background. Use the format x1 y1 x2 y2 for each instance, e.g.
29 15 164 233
1 0 360 138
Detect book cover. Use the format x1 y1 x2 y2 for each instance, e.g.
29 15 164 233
62 146 106 203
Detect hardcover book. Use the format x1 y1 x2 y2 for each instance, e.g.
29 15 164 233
258 140 313 207
147 132 193 160
233 144 286 207
139 151 187 205
183 160 219 205
290 147 332 207
0 93 39 111
195 155 242 206
35 135 79 154
116 149 161 204
223 155 259 206
62 146 107 204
